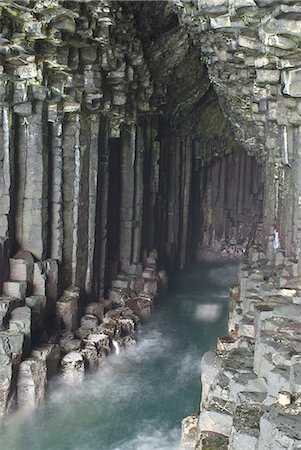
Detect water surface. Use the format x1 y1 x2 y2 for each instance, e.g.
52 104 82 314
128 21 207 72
1 261 238 450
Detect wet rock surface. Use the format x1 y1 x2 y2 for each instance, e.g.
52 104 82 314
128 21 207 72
0 248 167 421
182 248 301 449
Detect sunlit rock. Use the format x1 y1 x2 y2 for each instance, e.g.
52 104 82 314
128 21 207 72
0 355 13 419
81 342 99 371
180 414 201 449
17 357 47 409
86 332 110 355
2 281 27 301
9 257 33 282
9 306 31 353
61 351 85 384
31 343 60 379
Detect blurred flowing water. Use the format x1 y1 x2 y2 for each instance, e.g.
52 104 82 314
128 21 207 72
1 261 238 450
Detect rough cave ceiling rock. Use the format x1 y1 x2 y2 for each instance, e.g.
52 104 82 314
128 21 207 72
0 0 301 260
1 0 301 161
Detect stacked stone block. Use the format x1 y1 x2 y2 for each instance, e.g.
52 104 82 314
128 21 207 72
181 249 301 449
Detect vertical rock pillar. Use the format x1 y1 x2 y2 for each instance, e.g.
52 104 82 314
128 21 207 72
48 108 64 263
119 123 135 272
294 127 301 272
85 115 101 298
62 113 81 286
0 105 13 238
167 134 181 266
95 119 109 300
132 125 144 265
179 136 192 269
18 102 48 260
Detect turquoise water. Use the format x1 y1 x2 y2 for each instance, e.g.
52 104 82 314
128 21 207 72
1 262 238 450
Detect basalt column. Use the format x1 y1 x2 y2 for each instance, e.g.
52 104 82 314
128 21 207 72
194 153 264 257
132 124 144 265
62 113 81 287
0 105 13 239
118 122 145 273
141 117 161 259
14 103 48 260
94 120 109 300
106 137 121 284
119 124 136 273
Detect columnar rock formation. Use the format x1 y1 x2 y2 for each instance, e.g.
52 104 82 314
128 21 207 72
0 0 263 285
172 0 301 262
0 0 300 445
182 249 301 449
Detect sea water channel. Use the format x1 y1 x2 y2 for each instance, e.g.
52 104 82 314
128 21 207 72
1 261 238 450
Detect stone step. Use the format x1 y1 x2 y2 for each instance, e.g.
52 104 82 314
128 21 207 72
2 281 27 301
80 314 98 330
198 397 235 437
9 306 31 342
236 391 267 406
85 303 104 321
238 317 255 339
9 258 33 283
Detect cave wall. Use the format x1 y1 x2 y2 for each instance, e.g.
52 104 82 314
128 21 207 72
3 0 300 299
0 0 265 300
172 0 301 263
194 152 263 257
0 1 154 299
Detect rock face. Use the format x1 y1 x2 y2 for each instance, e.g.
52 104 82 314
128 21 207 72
0 0 265 286
0 0 300 439
182 248 301 449
0 246 166 420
